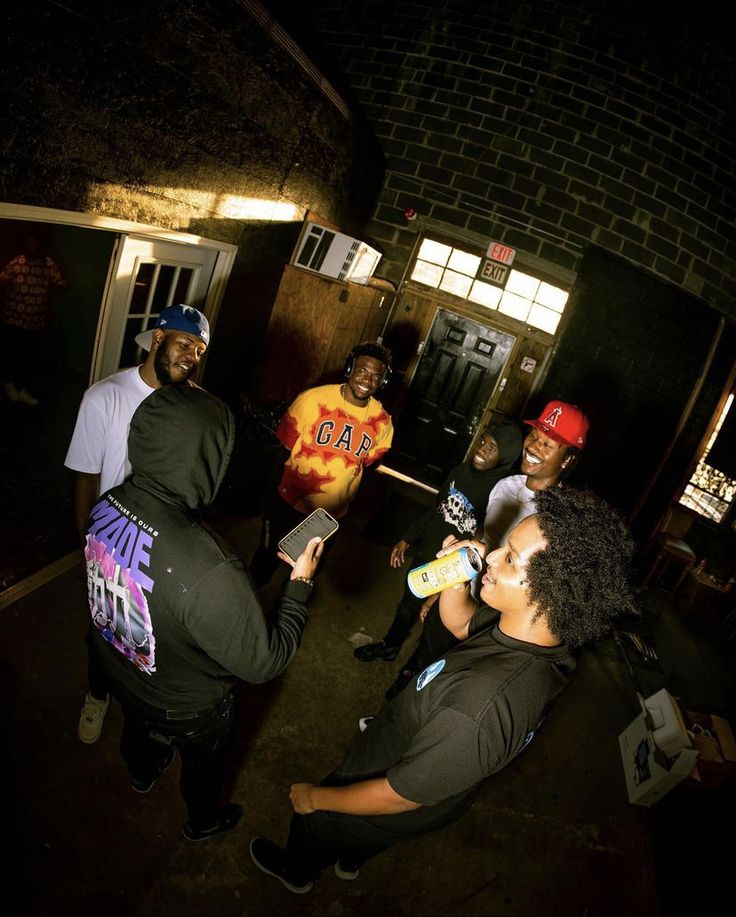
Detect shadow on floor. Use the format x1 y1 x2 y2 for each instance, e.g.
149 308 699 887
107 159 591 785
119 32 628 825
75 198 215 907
3 473 735 915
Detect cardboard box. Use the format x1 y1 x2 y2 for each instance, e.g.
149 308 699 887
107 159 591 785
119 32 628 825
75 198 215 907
619 709 699 806
644 688 690 758
683 710 736 789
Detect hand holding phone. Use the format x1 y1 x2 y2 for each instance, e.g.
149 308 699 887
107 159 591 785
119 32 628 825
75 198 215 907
290 537 324 582
277 508 339 566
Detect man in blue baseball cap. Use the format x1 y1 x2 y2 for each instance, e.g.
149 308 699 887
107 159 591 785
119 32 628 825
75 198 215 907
65 303 210 744
133 302 210 356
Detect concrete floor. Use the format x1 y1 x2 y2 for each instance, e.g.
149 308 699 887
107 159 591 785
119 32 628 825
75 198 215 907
4 473 735 916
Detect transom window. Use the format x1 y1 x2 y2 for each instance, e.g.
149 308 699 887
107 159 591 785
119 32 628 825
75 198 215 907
410 238 569 334
679 394 735 524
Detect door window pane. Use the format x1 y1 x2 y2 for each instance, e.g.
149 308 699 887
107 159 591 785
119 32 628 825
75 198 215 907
448 250 481 275
446 327 466 345
439 269 473 298
418 239 452 265
129 262 155 312
498 291 531 321
536 282 568 312
411 260 443 287
151 265 176 310
119 316 153 368
468 280 502 309
528 303 561 334
505 270 541 299
172 267 194 305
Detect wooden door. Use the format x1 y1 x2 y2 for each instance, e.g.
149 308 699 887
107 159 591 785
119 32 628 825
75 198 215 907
387 309 515 485
253 265 392 403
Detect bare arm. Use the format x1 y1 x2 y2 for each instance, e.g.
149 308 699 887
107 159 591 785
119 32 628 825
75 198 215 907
436 536 487 639
438 583 477 640
290 778 422 816
74 472 100 540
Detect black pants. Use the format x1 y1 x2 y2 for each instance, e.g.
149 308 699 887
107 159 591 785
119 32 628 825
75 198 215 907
115 688 235 829
86 625 111 701
249 495 306 586
380 555 431 649
386 604 462 697
282 775 474 884
284 809 392 883
249 493 336 586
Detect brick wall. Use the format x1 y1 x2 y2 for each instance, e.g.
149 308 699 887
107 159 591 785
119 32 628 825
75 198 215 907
1 0 385 399
307 0 735 316
541 247 726 533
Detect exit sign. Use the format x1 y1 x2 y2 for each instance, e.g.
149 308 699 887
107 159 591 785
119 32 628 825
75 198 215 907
480 260 508 284
486 240 516 265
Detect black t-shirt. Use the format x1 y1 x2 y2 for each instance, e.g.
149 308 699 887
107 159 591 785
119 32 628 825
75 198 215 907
404 462 507 557
331 606 576 835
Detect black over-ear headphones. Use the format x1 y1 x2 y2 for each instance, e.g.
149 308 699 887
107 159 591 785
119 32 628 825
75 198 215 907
345 345 392 390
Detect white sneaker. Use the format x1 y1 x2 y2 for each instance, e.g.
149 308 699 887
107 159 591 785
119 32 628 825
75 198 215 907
78 693 110 744
17 388 39 406
3 381 19 402
334 860 360 880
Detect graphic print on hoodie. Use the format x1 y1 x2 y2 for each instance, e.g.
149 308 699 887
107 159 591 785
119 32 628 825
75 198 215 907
86 496 158 673
84 383 234 677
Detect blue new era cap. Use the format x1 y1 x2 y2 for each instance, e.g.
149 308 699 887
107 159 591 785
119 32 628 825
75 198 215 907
135 304 210 352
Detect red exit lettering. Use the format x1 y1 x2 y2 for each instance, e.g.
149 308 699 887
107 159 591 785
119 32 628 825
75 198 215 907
486 241 516 265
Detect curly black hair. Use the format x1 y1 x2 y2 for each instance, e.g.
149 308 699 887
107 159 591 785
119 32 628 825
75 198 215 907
524 487 639 648
349 341 392 368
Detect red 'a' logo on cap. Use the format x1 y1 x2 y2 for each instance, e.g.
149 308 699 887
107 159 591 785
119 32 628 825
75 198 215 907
544 406 562 427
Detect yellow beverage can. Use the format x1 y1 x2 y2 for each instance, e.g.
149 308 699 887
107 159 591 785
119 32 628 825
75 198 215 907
407 547 483 598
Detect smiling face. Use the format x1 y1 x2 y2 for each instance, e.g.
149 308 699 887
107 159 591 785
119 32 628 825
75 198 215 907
479 514 547 615
152 329 207 386
520 427 571 490
471 431 501 471
344 355 386 406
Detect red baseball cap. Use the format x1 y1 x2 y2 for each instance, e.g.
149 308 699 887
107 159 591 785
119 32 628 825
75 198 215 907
524 400 589 449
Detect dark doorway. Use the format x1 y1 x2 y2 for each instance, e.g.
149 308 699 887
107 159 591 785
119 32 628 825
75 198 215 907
0 218 116 593
387 309 515 486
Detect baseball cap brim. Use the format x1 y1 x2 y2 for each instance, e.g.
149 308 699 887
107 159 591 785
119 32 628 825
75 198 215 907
134 304 210 352
134 329 156 352
523 418 578 448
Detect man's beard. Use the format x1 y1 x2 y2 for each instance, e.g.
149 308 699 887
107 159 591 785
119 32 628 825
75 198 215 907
153 343 193 386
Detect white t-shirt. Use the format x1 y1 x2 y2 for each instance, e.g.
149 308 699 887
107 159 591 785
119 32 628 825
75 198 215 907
472 474 537 599
483 474 537 547
64 366 155 495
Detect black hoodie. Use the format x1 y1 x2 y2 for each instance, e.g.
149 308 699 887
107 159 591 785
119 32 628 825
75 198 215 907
85 384 312 712
402 417 523 555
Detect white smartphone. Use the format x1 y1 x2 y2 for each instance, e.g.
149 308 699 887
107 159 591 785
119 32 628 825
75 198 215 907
278 508 339 564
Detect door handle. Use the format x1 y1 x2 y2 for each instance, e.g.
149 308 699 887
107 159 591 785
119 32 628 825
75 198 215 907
465 410 482 437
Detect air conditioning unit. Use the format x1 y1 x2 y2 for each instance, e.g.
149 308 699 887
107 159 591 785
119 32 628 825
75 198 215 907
292 221 381 285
